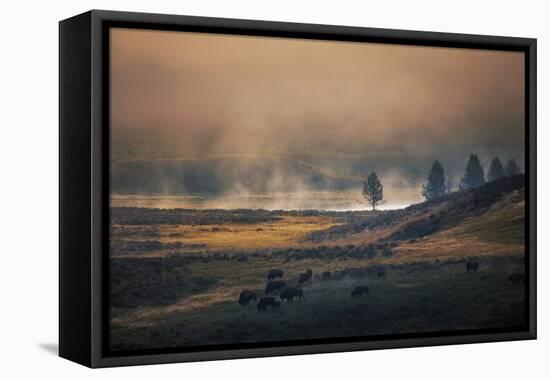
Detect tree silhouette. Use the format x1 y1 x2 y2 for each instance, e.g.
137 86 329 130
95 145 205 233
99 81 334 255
460 154 485 190
422 160 446 200
505 159 521 176
487 157 505 181
362 172 385 210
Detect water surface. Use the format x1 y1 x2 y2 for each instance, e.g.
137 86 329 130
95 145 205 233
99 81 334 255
111 188 422 211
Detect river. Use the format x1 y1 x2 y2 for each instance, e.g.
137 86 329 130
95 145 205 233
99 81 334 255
110 187 423 211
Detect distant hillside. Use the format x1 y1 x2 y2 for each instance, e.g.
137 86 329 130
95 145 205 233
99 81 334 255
111 156 360 195
309 174 525 245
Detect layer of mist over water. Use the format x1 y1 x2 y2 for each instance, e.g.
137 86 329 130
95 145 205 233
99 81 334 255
111 187 422 211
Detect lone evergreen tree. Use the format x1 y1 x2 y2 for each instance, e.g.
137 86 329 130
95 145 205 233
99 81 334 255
362 172 385 210
505 159 521 176
460 154 485 190
422 160 446 200
487 157 505 181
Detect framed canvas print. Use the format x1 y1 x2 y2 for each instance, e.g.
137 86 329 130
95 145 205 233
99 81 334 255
59 10 537 368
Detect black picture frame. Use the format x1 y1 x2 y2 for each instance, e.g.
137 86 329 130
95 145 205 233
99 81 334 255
59 9 537 368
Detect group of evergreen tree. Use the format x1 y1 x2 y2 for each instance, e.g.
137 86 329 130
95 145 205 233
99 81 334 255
423 155 521 199
486 157 520 181
361 155 521 210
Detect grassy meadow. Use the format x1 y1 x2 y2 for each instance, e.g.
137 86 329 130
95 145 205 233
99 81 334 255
108 176 526 351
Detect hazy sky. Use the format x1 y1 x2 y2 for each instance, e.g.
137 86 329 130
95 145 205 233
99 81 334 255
110 27 525 171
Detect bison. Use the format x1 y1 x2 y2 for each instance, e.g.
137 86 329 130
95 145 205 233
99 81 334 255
466 260 479 272
508 273 525 284
265 280 286 294
238 290 257 305
257 297 281 311
322 271 331 280
298 273 309 285
376 270 386 278
280 287 304 302
267 269 283 280
351 285 369 297
298 269 313 285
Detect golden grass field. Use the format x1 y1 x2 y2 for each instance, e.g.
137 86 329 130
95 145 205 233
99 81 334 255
151 216 338 252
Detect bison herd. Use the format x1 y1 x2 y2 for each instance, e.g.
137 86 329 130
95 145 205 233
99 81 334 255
237 261 522 313
465 260 525 286
238 268 374 312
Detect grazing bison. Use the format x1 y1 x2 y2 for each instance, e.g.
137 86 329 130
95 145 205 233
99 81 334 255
351 285 369 297
265 280 286 294
298 269 313 285
508 273 525 284
280 287 304 302
322 271 331 280
267 269 284 280
376 270 386 278
466 260 479 272
238 290 257 305
257 297 281 311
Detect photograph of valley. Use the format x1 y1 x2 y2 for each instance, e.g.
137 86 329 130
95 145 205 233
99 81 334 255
108 28 527 352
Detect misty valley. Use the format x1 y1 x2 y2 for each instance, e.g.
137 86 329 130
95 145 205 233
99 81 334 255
107 28 527 352
109 173 526 351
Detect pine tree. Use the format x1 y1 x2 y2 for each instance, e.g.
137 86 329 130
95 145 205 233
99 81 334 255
460 154 486 190
505 159 521 176
487 157 505 181
362 172 385 210
422 160 446 200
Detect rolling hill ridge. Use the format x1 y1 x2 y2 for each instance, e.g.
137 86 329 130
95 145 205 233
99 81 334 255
309 174 525 246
